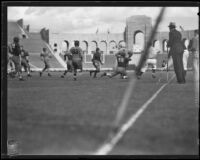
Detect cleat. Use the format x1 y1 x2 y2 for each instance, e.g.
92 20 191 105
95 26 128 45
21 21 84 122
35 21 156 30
27 74 32 77
39 72 42 77
48 73 52 77
60 75 65 78
73 77 77 81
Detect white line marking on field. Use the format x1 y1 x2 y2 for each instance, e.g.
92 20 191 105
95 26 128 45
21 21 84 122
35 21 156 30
16 23 29 39
93 74 175 155
29 63 40 69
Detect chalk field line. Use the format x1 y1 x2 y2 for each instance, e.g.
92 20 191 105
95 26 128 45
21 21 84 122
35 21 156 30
93 74 175 155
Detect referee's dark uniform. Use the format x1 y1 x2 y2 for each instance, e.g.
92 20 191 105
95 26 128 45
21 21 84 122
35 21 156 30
167 22 185 84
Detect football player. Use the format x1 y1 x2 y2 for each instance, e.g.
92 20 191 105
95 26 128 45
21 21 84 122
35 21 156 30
101 45 133 79
136 42 159 79
8 37 24 81
20 45 31 77
60 51 73 78
39 47 52 77
7 47 15 77
90 47 103 78
69 41 83 81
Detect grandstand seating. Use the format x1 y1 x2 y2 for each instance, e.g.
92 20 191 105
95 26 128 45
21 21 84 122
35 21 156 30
8 21 63 69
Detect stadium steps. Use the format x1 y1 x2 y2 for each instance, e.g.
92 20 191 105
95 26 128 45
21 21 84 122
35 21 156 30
8 21 64 69
19 34 63 68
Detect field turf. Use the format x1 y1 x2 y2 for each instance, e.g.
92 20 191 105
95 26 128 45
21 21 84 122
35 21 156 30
7 70 199 155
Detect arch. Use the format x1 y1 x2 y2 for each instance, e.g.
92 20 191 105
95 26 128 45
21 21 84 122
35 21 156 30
81 40 88 54
109 40 117 54
118 40 126 48
182 38 189 49
61 40 69 52
99 41 107 54
133 30 145 52
91 41 98 53
162 39 168 52
153 40 160 52
64 40 69 50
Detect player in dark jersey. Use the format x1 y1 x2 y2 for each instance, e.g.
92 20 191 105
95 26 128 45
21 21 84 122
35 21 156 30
60 51 73 78
101 45 133 79
40 47 52 77
8 37 24 81
20 46 31 77
120 47 133 78
89 47 103 78
69 41 83 81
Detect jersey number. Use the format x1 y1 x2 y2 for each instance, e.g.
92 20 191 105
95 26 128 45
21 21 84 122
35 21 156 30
74 49 79 54
118 57 124 63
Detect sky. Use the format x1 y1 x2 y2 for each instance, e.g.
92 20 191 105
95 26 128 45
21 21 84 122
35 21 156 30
8 7 199 33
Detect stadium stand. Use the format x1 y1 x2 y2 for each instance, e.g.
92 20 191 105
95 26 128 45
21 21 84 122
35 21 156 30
7 20 63 69
7 19 193 71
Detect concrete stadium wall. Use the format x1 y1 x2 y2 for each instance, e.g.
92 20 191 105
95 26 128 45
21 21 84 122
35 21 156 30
49 15 196 55
48 15 196 70
125 15 152 51
49 33 124 55
9 17 196 70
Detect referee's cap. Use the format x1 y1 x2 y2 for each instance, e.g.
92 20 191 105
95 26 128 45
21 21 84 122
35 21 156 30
168 22 176 28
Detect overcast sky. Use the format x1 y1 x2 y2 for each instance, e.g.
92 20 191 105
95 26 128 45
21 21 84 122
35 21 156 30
8 7 199 33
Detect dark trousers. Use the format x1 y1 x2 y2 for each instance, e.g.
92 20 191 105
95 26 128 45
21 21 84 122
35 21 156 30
172 52 185 83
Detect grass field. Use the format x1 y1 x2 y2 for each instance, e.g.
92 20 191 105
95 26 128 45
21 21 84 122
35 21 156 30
7 70 199 155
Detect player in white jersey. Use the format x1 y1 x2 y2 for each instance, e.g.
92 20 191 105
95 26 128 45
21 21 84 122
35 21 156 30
39 48 52 77
136 42 159 79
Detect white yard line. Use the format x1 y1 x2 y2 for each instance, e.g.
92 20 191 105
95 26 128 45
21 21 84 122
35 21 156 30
93 74 175 155
29 63 40 69
16 23 29 39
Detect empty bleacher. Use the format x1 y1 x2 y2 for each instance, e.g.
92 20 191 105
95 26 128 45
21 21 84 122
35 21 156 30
7 20 63 69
